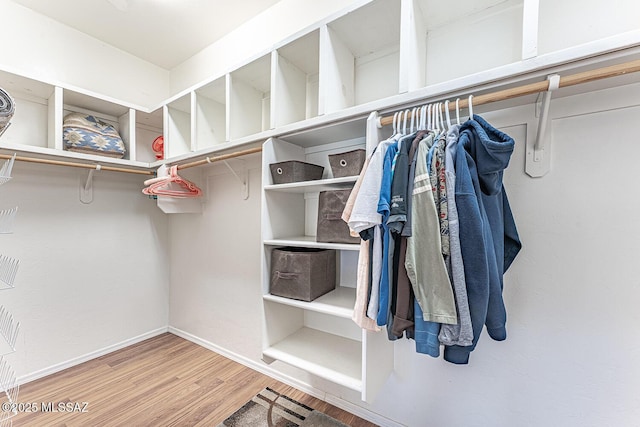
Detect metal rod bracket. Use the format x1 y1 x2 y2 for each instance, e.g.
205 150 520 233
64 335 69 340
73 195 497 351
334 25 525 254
221 159 249 200
80 165 101 204
526 74 559 177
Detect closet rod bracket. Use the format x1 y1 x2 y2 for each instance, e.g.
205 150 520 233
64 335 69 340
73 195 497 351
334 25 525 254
80 164 101 204
527 74 560 177
220 159 249 200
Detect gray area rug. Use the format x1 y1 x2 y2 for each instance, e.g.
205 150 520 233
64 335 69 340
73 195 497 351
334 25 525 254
218 387 349 427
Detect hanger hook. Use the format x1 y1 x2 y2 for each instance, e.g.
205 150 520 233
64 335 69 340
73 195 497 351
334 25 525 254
403 109 409 134
468 94 474 120
444 100 452 128
433 103 438 132
392 112 398 135
410 107 417 133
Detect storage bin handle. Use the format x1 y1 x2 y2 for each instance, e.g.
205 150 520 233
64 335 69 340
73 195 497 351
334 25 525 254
275 271 298 280
321 213 343 220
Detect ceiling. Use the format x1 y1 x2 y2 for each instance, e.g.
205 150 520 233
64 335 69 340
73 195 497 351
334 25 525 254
10 0 282 70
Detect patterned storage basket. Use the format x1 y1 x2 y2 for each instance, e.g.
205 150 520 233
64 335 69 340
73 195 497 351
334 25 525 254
63 113 126 158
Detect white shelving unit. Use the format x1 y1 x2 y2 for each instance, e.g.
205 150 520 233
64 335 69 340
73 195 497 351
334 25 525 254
273 30 321 128
537 0 640 55
0 68 156 166
135 108 163 163
229 54 272 140
402 0 524 89
320 0 402 114
163 93 192 159
194 76 227 150
1 0 639 172
261 128 393 402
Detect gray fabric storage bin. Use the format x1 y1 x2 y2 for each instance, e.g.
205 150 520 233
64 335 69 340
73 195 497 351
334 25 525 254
316 189 360 244
270 160 324 184
328 149 366 178
270 247 336 301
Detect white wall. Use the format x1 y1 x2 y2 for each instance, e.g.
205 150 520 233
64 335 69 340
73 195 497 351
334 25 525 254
0 0 170 108
167 82 640 427
0 162 169 381
168 157 263 360
169 0 367 95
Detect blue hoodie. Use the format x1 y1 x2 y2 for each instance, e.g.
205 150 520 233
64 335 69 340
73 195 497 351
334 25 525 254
444 115 522 364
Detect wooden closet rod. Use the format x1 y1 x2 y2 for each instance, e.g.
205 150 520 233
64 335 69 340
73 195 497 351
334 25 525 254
0 145 264 175
0 153 153 175
378 59 640 127
176 146 263 170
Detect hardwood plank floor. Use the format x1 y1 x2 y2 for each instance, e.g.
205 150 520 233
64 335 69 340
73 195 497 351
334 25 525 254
8 333 378 426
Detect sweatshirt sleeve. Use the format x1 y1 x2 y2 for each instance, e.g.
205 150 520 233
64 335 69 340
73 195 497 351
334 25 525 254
502 188 522 272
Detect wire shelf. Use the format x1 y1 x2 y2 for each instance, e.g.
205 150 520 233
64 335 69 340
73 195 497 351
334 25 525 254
0 208 17 235
0 357 18 422
0 308 18 355
0 257 18 291
0 155 14 187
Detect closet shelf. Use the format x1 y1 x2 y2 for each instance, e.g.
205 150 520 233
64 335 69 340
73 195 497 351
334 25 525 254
263 286 356 319
0 142 150 169
0 307 18 355
263 236 360 251
0 155 14 187
0 208 17 235
264 176 357 194
0 256 19 291
262 327 362 391
0 357 18 422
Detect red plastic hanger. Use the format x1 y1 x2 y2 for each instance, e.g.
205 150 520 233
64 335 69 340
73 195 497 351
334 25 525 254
142 166 202 198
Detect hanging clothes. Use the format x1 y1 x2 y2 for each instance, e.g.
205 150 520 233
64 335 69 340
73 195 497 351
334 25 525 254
404 133 457 325
444 114 522 364
439 124 474 347
342 156 380 332
345 108 521 365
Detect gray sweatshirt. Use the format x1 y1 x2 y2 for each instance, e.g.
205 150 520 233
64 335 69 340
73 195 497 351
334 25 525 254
438 125 474 346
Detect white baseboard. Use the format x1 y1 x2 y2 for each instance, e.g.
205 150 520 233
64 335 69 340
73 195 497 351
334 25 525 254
168 327 404 427
18 327 169 385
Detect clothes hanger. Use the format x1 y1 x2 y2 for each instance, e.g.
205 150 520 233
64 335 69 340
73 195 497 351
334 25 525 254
440 102 446 131
455 98 461 125
468 94 474 120
402 109 409 135
142 165 202 198
410 107 418 133
444 100 452 129
420 105 427 130
427 104 432 131
392 112 398 136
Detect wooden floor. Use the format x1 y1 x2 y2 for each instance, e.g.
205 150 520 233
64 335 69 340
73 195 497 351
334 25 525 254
9 333 378 426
